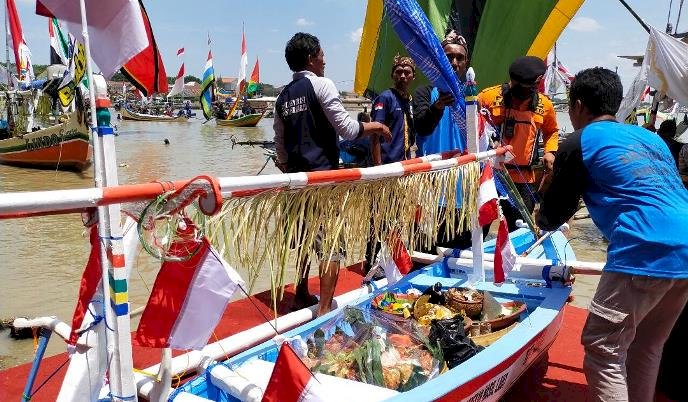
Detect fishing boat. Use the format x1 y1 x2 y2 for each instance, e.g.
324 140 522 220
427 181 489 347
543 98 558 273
216 31 264 127
120 107 189 122
168 226 578 402
215 111 264 127
0 111 91 171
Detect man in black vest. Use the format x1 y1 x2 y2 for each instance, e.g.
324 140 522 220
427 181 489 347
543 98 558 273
274 32 391 316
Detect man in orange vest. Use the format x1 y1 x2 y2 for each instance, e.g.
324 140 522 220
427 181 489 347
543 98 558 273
478 56 559 229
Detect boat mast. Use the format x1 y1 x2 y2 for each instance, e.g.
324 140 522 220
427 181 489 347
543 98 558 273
4 0 13 136
77 0 136 400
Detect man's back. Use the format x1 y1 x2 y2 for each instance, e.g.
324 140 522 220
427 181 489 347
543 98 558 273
579 121 688 277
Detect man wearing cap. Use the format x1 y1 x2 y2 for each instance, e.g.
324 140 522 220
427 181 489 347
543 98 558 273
478 56 559 230
363 54 416 274
371 54 416 164
409 29 475 251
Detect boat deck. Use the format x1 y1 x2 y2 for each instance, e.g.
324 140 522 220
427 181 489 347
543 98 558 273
0 264 673 401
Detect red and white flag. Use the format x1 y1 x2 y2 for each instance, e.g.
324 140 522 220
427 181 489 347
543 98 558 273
378 228 413 285
8 0 33 81
68 225 102 345
177 47 185 57
135 234 245 350
477 163 499 226
168 63 185 97
493 216 517 284
36 0 148 78
238 28 248 93
262 343 325 402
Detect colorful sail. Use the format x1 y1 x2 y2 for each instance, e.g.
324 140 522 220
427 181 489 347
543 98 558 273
237 28 248 94
7 0 33 82
355 0 583 97
120 0 167 96
200 50 215 120
247 58 260 95
168 47 185 98
49 18 70 65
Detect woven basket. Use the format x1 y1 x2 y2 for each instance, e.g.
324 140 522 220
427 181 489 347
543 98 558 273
445 288 483 318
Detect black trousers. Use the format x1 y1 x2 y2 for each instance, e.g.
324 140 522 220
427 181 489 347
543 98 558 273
500 182 537 231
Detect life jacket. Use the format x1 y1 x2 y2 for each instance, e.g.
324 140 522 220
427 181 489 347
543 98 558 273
488 84 545 168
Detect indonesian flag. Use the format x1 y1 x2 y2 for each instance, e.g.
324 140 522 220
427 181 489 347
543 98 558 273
493 216 517 284
36 0 148 78
135 235 245 350
167 63 185 97
238 29 248 93
378 228 413 286
68 225 102 345
477 163 499 226
262 343 325 402
7 0 33 81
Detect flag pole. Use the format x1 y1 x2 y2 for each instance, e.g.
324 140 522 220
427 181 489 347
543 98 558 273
77 0 136 400
465 67 485 282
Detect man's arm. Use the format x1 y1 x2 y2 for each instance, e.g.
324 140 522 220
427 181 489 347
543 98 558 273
541 98 559 171
272 104 288 172
315 76 391 142
412 85 444 136
536 129 587 231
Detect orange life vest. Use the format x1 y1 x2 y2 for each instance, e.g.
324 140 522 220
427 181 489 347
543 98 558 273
481 84 547 183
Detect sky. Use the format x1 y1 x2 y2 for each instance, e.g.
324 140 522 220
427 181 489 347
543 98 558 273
10 0 686 91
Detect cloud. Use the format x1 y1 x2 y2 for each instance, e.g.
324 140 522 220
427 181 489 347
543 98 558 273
349 27 363 43
568 17 602 32
296 18 314 27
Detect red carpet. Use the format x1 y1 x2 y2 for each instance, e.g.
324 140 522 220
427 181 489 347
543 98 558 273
0 266 636 402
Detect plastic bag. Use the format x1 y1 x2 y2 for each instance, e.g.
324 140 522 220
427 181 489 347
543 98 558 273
428 316 483 369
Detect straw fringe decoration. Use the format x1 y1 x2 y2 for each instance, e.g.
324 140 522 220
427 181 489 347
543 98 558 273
204 162 479 294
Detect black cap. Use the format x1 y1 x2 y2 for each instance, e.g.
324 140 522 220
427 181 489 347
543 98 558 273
509 56 546 85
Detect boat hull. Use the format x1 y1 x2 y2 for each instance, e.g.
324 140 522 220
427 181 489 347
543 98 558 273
0 115 91 171
216 113 263 127
120 108 189 122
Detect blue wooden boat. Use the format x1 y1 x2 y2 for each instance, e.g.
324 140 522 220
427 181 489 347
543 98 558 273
170 228 574 402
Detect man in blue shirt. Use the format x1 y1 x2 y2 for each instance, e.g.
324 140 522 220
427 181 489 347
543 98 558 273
371 54 415 163
537 67 688 402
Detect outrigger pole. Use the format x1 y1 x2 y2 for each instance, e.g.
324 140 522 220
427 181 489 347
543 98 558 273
617 0 652 33
77 0 136 399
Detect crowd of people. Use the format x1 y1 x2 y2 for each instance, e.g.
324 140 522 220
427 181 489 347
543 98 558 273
272 30 688 402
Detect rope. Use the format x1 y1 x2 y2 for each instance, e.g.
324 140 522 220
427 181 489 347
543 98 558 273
25 358 70 399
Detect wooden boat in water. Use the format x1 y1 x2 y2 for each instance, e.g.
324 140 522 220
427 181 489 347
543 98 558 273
168 228 577 402
120 107 189 122
0 113 91 171
216 112 264 127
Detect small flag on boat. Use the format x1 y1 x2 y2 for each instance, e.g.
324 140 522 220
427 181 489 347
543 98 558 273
36 0 149 79
120 0 168 96
167 63 185 98
49 17 70 65
177 47 185 57
68 226 103 345
477 163 499 227
247 58 260 94
135 232 245 350
378 228 413 286
8 0 33 82
238 28 248 93
494 216 517 284
262 343 325 402
200 50 215 120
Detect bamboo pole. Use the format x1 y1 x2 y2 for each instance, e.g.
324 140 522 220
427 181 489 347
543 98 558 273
77 0 135 398
0 147 511 219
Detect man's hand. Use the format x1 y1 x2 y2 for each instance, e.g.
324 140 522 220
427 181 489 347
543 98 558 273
433 91 455 110
543 152 555 172
362 121 392 142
